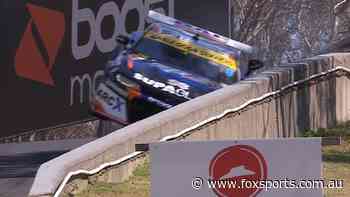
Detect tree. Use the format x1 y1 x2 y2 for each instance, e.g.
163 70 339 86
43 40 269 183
230 0 343 65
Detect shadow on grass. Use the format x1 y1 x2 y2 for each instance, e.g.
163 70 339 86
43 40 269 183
323 147 350 164
301 121 350 139
302 121 350 164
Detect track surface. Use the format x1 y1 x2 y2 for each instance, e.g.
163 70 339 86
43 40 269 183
0 178 34 197
0 138 96 196
0 151 67 178
0 151 66 197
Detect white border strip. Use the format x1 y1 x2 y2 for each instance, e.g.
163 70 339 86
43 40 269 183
53 66 350 197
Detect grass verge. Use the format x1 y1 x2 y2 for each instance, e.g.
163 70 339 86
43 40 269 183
323 138 350 197
75 159 150 197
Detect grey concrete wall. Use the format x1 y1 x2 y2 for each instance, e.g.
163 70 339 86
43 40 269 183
29 53 350 197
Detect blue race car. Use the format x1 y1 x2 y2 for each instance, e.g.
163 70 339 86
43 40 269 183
90 11 263 125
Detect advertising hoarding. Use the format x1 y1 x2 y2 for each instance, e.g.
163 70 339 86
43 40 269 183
0 0 229 137
151 139 323 197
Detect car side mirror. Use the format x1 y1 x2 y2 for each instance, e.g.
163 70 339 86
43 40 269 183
116 35 130 45
248 59 264 71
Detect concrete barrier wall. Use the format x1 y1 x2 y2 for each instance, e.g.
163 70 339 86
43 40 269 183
29 53 350 197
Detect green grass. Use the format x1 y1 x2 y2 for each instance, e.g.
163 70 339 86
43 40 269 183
75 160 150 197
74 123 350 197
302 122 350 196
322 137 350 197
303 122 350 138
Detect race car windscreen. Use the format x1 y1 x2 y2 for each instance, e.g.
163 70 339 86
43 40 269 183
132 26 239 85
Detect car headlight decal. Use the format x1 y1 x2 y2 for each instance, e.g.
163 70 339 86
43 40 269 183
116 74 140 90
127 57 134 69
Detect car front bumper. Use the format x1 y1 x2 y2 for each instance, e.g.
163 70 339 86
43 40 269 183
91 81 171 125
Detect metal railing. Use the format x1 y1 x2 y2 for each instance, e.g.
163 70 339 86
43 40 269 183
0 118 98 144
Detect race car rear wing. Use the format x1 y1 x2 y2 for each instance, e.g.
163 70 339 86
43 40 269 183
147 10 255 55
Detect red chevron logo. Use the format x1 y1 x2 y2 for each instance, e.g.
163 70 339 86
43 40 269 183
15 4 65 86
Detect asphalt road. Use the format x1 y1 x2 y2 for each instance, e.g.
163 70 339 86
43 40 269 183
0 151 66 197
0 138 96 197
0 178 34 197
0 151 66 178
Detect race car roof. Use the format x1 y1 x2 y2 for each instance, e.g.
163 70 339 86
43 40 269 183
147 10 255 54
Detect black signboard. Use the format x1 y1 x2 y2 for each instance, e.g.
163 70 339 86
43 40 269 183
0 0 229 137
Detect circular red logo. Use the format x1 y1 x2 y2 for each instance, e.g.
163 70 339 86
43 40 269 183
209 145 268 197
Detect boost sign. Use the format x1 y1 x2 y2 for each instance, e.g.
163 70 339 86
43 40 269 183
0 0 174 137
150 138 322 197
0 0 230 137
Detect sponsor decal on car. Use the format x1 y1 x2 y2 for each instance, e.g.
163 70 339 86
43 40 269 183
144 32 237 70
134 73 190 99
95 83 128 123
167 79 190 90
